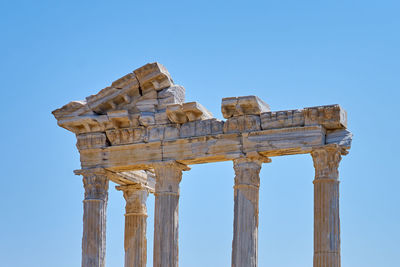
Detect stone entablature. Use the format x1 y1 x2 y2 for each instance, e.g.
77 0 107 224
53 62 353 267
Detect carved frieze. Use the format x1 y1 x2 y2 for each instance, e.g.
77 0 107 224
260 109 304 130
106 127 147 145
223 115 261 134
304 104 347 129
77 132 108 150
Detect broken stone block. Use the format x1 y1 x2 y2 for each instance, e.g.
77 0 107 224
136 99 158 112
57 115 108 134
221 96 270 118
221 97 238 119
158 95 182 110
195 119 213 136
111 73 137 89
148 126 165 142
106 127 147 145
180 121 196 138
157 85 185 103
134 62 173 92
52 100 90 120
304 104 347 129
211 119 224 134
155 110 169 125
139 112 156 126
107 110 131 128
326 129 353 149
164 125 180 140
166 104 188 124
182 102 213 122
76 132 107 150
86 76 140 114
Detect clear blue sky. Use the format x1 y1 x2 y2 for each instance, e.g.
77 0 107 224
1 1 399 266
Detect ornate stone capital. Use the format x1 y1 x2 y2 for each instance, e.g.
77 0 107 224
233 154 269 187
311 144 342 180
152 161 190 195
116 184 149 216
75 168 109 201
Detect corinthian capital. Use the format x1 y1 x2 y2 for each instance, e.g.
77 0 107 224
75 168 109 200
116 184 148 215
311 144 342 180
233 153 270 187
152 161 190 194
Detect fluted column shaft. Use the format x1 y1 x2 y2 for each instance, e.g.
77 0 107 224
117 185 149 267
311 145 342 267
232 156 268 267
80 169 109 267
153 162 189 267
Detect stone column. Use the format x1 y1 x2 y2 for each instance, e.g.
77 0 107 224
231 155 270 267
152 161 190 267
311 144 343 267
78 169 109 267
116 185 149 267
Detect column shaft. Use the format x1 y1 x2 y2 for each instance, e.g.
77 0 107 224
232 157 265 267
153 162 188 267
311 145 342 267
81 170 109 267
117 185 149 267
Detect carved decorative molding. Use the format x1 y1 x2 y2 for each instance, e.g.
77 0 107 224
75 169 109 200
233 154 269 188
152 161 190 195
311 144 342 180
116 185 149 215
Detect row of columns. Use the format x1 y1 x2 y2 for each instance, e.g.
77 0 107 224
78 144 344 267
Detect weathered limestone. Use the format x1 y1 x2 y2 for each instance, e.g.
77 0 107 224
75 169 109 267
166 101 213 124
152 161 190 267
52 62 353 267
232 155 270 267
116 185 149 267
221 96 270 118
311 144 343 267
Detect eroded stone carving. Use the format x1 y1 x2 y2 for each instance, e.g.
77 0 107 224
222 95 270 118
311 144 342 179
53 62 353 267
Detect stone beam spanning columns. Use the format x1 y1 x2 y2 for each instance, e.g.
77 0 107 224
232 153 271 267
75 168 109 267
311 144 345 267
116 184 150 267
152 161 190 267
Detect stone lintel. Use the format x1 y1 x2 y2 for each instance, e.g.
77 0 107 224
78 126 338 171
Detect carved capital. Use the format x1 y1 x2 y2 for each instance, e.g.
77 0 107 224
152 161 190 195
75 168 109 200
233 154 269 187
116 184 148 215
311 144 342 180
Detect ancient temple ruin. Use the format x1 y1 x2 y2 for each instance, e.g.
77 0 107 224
52 62 352 267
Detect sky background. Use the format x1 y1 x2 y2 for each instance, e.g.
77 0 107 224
1 0 399 266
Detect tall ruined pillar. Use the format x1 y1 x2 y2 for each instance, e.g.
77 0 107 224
231 155 270 267
116 185 149 267
311 144 343 267
152 161 189 267
77 168 109 267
